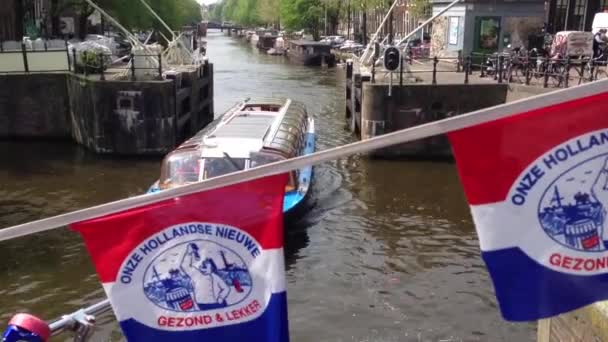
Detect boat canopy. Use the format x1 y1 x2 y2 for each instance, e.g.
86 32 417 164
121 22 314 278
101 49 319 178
158 98 310 190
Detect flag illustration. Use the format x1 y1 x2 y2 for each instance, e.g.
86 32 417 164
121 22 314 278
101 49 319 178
71 174 289 341
448 91 608 321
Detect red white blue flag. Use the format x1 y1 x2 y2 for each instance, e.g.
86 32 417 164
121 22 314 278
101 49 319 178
71 175 289 341
448 91 608 321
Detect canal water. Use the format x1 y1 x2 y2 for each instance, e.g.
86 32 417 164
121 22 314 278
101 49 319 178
0 31 534 341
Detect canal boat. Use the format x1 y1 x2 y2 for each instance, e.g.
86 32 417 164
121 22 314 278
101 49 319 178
287 40 336 67
148 98 315 219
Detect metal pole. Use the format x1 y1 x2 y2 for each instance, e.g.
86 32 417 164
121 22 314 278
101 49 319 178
21 43 29 73
388 0 393 45
525 53 530 85
347 0 351 41
399 53 404 86
564 56 570 88
324 1 328 36
158 53 163 80
99 54 105 81
544 60 550 88
465 55 471 84
498 55 504 83
432 56 438 85
395 0 461 47
480 53 486 77
131 53 136 81
359 0 401 64
49 299 112 335
72 49 77 73
65 41 71 72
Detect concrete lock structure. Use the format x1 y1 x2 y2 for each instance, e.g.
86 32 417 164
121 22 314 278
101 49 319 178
0 50 214 155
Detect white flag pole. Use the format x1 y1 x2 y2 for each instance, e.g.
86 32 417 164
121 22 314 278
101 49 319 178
0 80 607 242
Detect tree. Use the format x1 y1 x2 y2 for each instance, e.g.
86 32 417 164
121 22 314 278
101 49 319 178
53 0 201 39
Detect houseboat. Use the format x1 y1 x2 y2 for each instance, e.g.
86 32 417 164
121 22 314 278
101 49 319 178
257 34 278 51
148 98 315 219
286 40 336 67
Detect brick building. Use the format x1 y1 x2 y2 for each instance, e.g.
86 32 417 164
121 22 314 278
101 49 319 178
546 0 608 32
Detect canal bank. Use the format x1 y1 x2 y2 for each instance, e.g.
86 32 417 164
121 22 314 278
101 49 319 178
0 30 535 341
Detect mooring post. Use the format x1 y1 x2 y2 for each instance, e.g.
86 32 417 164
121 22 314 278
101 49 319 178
564 56 570 88
457 50 462 72
432 56 438 85
158 53 163 80
21 42 29 73
99 54 105 81
409 48 413 65
498 55 504 83
130 53 136 81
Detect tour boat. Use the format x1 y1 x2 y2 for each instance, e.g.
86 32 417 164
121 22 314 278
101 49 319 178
148 98 315 219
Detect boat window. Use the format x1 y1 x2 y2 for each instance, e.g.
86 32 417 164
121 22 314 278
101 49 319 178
242 104 282 112
250 152 284 168
202 156 247 179
286 172 297 192
159 149 201 190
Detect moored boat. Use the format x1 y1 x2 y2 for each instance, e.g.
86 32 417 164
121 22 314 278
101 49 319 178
148 98 315 218
287 40 336 67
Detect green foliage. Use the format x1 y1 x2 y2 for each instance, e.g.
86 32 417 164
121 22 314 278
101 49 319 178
407 0 431 19
56 0 202 31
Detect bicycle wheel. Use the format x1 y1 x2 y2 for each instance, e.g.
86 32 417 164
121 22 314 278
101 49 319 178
549 63 566 87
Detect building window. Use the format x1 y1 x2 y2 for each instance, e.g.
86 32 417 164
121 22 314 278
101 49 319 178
448 17 459 45
554 0 569 31
571 0 587 31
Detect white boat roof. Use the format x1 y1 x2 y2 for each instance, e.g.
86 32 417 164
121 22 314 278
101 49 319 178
179 98 309 159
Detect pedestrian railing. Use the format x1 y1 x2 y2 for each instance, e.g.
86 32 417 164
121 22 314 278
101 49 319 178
357 49 607 89
71 51 165 81
468 51 608 88
0 40 71 73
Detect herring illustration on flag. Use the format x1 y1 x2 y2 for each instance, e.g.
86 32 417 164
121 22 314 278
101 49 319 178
71 175 289 342
448 90 608 321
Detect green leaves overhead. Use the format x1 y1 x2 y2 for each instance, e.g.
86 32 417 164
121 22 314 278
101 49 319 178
211 0 395 36
57 0 202 30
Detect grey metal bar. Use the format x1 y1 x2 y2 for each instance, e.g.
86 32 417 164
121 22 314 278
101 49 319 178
49 299 112 335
